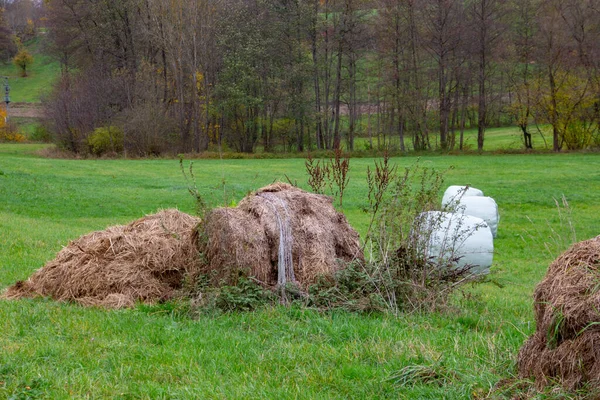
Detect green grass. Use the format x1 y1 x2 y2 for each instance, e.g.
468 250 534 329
0 37 61 103
1 144 599 398
353 125 554 152
9 117 39 136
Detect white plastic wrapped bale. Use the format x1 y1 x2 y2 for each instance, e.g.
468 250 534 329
456 196 500 238
416 211 494 276
442 185 484 208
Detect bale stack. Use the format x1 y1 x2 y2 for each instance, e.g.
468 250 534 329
422 184 497 275
518 235 600 390
1 209 200 308
442 185 500 238
416 211 494 276
441 185 484 208
202 182 363 288
456 196 500 238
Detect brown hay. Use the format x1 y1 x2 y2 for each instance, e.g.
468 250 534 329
201 182 363 288
518 235 600 390
1 209 200 308
518 330 600 391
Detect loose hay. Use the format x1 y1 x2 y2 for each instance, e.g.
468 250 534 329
518 235 600 391
201 182 363 288
2 184 363 307
1 209 200 308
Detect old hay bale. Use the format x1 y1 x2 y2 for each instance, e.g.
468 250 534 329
519 331 600 391
518 235 600 390
1 209 200 308
202 182 363 288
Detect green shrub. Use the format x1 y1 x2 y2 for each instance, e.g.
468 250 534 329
563 120 595 150
214 276 275 312
188 273 276 313
29 125 52 143
87 126 124 156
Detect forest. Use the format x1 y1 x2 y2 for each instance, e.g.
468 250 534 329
5 0 600 155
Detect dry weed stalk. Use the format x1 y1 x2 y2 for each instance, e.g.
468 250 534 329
365 151 397 241
304 152 329 194
179 157 207 217
304 149 350 207
360 159 476 312
329 149 350 207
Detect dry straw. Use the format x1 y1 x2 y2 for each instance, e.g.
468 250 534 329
518 235 600 390
1 209 200 308
2 183 364 308
201 182 364 288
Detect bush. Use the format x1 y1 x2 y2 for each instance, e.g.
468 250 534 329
44 70 129 154
13 49 33 77
563 120 596 150
117 102 179 156
188 272 276 313
363 160 482 312
29 125 52 143
0 130 26 142
87 126 124 156
0 117 26 142
302 155 479 313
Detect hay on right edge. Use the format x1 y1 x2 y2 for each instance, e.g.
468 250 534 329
518 235 600 391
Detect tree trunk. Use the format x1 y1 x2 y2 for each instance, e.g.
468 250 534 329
333 39 343 150
477 49 486 152
548 67 561 152
311 0 324 150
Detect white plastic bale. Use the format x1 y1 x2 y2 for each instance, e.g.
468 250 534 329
456 196 500 238
416 211 494 276
442 185 484 208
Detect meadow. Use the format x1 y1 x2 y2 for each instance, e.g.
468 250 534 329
0 38 60 104
1 143 599 398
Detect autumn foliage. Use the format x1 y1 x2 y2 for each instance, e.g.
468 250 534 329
13 48 33 77
40 0 600 155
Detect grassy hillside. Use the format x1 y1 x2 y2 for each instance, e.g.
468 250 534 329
0 37 61 103
1 144 599 398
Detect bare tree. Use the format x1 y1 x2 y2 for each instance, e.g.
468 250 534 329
468 0 506 152
422 0 465 150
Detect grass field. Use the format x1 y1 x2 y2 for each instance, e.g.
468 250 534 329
0 38 61 104
352 125 554 153
1 144 599 398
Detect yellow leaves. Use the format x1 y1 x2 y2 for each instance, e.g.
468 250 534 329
0 107 6 128
0 132 24 142
0 107 26 143
195 71 204 85
13 49 34 77
195 71 205 97
535 69 597 149
207 123 220 142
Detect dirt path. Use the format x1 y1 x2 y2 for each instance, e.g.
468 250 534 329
8 102 43 118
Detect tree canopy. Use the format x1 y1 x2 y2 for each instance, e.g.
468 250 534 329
40 0 600 155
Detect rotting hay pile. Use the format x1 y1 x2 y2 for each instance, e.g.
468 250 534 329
2 183 364 309
201 182 363 288
518 235 600 391
1 209 200 308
